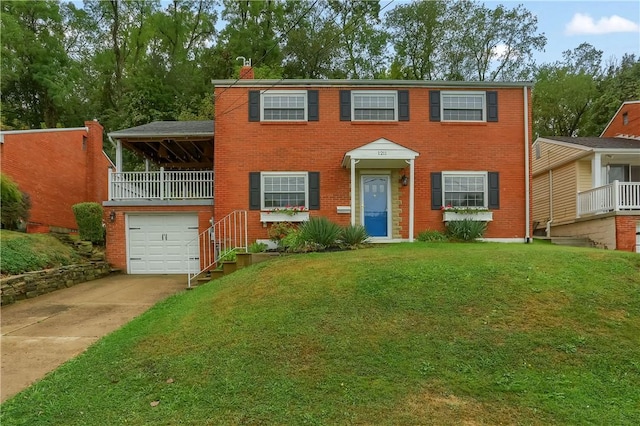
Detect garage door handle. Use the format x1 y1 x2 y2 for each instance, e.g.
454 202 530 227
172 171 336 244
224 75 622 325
189 257 199 260
130 257 142 260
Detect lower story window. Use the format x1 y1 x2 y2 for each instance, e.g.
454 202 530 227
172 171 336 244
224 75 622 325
262 172 308 209
443 172 487 208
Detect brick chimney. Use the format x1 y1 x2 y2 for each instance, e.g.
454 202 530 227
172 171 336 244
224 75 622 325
240 65 254 79
237 56 253 79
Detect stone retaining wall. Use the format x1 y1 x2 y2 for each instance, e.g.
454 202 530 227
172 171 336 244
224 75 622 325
1 262 111 306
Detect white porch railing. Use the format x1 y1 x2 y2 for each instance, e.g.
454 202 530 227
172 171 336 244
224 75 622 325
108 168 213 200
577 181 640 216
187 210 248 288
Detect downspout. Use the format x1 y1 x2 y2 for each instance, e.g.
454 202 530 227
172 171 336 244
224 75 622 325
523 86 531 243
546 170 553 238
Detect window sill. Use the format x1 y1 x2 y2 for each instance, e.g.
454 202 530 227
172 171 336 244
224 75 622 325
443 211 493 222
259 121 309 125
439 121 488 126
260 211 310 223
348 121 400 125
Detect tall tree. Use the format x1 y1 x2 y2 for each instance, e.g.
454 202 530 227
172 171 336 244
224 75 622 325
444 1 546 81
281 0 340 78
327 0 388 79
218 0 285 74
1 1 74 128
385 0 447 80
533 43 603 138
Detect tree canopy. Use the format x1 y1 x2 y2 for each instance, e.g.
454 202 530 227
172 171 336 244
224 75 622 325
1 0 638 142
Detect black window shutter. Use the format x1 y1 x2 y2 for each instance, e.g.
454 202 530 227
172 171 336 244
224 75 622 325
398 90 409 121
308 172 320 210
431 172 443 210
488 172 500 209
340 90 351 121
249 172 261 210
248 91 260 122
307 90 319 121
487 91 498 122
429 90 441 122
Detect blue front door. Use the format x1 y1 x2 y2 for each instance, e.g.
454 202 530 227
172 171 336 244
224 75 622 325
362 175 389 237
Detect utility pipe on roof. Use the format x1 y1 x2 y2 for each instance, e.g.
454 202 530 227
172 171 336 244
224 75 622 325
524 86 531 243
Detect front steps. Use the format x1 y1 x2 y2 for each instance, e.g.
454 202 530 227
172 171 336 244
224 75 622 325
190 252 280 287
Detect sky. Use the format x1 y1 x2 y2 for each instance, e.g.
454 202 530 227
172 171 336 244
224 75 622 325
484 0 640 65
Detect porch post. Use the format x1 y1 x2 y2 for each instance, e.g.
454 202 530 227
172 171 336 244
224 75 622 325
408 159 415 242
116 139 123 173
350 158 357 226
613 180 620 212
592 153 602 188
160 166 165 200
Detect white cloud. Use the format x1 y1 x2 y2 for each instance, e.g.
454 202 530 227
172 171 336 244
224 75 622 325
565 13 640 35
493 43 509 59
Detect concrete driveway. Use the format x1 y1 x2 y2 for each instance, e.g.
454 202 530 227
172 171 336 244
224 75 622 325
1 274 186 403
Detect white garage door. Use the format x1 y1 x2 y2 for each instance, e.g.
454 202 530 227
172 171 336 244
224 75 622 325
127 214 199 274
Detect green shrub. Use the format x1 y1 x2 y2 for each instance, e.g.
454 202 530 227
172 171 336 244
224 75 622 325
280 228 304 252
445 220 487 242
72 202 104 244
268 222 297 244
218 248 237 262
298 217 342 249
248 241 268 253
1 173 31 231
340 224 369 247
417 229 448 242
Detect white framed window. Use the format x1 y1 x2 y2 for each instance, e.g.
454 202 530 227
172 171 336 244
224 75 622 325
443 171 488 208
352 91 397 121
261 172 308 209
261 90 307 121
441 91 485 122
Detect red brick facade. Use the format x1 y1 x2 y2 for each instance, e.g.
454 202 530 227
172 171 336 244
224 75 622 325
615 216 640 252
0 121 111 232
213 82 533 243
601 102 640 138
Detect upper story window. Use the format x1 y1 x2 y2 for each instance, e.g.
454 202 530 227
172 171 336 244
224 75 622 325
249 90 318 122
429 90 498 122
443 172 488 208
623 112 629 125
340 90 409 122
442 92 485 121
262 91 307 121
352 91 397 121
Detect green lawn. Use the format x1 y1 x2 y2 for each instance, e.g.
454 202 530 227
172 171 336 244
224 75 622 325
2 242 639 425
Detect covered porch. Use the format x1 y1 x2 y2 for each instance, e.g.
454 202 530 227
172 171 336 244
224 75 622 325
577 151 640 217
342 138 419 242
107 121 214 201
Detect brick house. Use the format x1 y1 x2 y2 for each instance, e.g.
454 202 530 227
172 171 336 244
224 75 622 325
0 121 111 233
104 70 533 282
532 101 640 252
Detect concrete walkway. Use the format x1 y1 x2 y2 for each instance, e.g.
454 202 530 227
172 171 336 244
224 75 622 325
1 274 186 402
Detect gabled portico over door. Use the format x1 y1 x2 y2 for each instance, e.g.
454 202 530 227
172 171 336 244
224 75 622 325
342 138 419 242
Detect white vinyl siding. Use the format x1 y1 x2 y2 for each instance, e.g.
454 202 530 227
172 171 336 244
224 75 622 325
261 91 307 121
352 91 397 121
441 92 485 122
